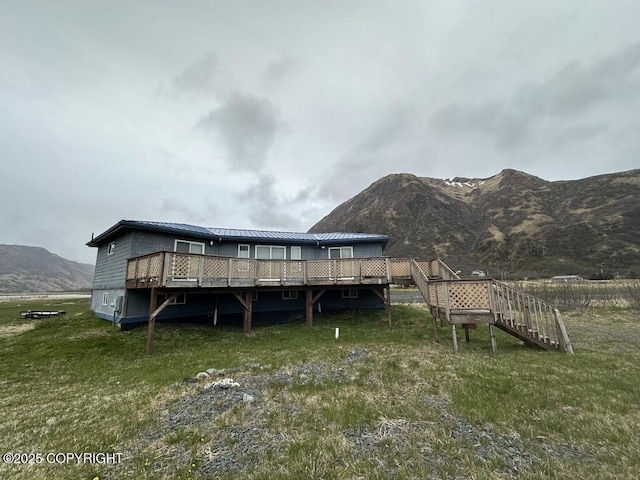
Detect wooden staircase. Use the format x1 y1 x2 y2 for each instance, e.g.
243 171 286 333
409 259 573 354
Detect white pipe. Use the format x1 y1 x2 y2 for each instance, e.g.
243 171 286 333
335 327 339 340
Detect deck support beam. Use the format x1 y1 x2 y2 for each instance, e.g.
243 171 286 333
232 291 253 335
146 290 178 355
305 289 326 327
372 287 393 327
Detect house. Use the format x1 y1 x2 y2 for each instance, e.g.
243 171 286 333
86 220 390 330
551 275 584 283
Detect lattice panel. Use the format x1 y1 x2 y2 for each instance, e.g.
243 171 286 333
363 259 387 277
448 283 489 308
137 257 149 278
307 261 333 278
231 259 255 278
170 254 196 277
258 261 282 280
126 261 137 280
148 254 162 277
391 260 410 276
203 257 229 278
415 261 431 277
284 261 304 278
337 259 358 278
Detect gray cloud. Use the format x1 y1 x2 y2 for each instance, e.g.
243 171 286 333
196 92 282 169
240 173 304 230
262 57 298 90
167 51 231 98
315 105 422 201
430 42 640 151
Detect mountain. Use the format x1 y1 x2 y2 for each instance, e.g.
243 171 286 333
309 169 640 278
0 245 94 293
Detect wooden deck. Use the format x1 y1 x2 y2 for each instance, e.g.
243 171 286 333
127 253 572 355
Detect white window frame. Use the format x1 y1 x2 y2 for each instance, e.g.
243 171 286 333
328 246 354 259
342 288 358 299
101 292 109 305
290 246 302 260
238 244 250 258
107 242 116 255
174 239 205 255
255 245 286 259
282 290 298 300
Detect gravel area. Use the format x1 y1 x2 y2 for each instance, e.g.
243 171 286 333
106 348 591 479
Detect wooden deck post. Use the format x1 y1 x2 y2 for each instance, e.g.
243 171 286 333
463 324 470 343
489 324 497 354
432 315 439 343
243 291 253 335
451 324 458 354
232 291 253 335
386 287 392 327
146 291 178 354
305 289 326 328
305 289 313 327
146 288 158 355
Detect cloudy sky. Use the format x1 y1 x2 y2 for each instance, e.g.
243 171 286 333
1 1 639 264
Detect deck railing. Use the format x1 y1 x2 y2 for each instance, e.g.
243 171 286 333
420 275 573 353
126 251 394 288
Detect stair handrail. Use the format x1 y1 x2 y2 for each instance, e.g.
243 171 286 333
410 259 432 307
430 258 460 280
491 280 573 354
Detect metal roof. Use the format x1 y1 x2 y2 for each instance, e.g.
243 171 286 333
87 220 389 247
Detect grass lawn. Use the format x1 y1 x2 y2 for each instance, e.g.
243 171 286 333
0 297 638 479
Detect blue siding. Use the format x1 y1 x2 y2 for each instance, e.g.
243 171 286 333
92 233 133 289
91 288 126 321
115 287 385 327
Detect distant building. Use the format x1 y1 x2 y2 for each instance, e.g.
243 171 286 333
551 275 584 282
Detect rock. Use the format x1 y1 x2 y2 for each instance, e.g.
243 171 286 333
204 378 240 390
196 372 210 381
243 393 255 404
206 368 217 376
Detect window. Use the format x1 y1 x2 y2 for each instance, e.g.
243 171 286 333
238 244 250 258
158 293 186 305
329 246 353 259
174 240 204 254
101 292 109 305
282 290 298 300
256 245 286 259
290 246 301 260
342 289 358 299
107 242 116 255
